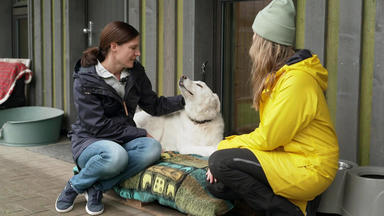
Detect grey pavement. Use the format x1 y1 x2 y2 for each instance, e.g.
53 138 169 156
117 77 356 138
0 138 184 216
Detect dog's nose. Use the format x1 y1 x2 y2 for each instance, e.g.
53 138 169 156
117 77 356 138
181 75 187 80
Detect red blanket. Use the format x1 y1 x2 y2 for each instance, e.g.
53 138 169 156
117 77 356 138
0 62 32 104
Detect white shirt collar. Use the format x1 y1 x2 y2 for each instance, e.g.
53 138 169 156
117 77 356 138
96 61 129 80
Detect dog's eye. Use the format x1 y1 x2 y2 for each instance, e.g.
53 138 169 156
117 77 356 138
196 83 203 88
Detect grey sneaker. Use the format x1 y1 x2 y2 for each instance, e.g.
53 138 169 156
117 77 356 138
55 181 78 213
84 186 104 215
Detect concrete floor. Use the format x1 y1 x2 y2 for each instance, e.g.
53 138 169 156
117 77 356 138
0 137 184 216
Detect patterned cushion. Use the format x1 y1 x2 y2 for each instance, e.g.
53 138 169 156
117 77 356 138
114 151 233 216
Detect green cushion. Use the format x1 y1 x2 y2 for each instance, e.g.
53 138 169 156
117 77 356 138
114 151 233 216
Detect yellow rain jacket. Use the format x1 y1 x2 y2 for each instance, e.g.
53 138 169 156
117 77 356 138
218 54 339 214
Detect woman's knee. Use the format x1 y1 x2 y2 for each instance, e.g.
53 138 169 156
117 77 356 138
129 137 161 165
99 144 128 176
141 138 161 163
208 150 228 174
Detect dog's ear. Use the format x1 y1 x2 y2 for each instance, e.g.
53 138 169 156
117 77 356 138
212 93 221 113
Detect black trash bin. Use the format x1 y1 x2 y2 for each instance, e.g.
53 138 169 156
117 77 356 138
0 76 26 109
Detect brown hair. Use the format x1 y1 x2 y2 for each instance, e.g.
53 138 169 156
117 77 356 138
81 21 139 67
249 33 295 110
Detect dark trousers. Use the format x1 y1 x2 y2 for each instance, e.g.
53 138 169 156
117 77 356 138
207 148 304 216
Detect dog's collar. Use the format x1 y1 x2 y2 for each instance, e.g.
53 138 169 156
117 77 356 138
188 116 213 124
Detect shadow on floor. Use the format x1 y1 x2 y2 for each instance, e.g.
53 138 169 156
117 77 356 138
25 136 74 163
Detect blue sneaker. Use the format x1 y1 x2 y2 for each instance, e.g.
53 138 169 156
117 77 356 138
84 186 104 215
55 181 78 212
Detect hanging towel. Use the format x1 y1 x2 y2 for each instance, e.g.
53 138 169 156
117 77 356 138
0 58 31 68
0 62 32 105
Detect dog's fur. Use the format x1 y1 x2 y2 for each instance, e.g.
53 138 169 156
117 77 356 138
134 76 224 156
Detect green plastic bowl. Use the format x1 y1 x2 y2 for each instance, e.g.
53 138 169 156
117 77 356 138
0 106 64 146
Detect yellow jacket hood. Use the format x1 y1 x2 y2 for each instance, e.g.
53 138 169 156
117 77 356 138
282 49 328 91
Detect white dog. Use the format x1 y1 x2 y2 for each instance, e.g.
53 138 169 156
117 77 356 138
134 75 224 156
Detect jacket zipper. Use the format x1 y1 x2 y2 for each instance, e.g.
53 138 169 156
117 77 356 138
81 73 131 117
84 85 129 117
123 101 129 116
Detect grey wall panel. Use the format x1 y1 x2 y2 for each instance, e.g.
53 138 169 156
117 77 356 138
194 0 214 87
163 0 176 96
0 0 12 57
65 0 86 127
124 0 128 22
370 0 384 166
336 0 362 162
128 0 140 31
43 0 52 106
304 0 326 64
87 0 125 47
183 0 195 79
28 0 33 60
128 0 140 63
32 0 43 106
145 0 158 91
54 0 63 109
27 0 33 105
213 0 223 98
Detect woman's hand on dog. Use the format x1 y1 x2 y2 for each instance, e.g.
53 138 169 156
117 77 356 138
146 133 164 152
146 133 153 138
206 169 217 184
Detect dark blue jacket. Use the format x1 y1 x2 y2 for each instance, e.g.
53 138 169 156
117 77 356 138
69 60 184 161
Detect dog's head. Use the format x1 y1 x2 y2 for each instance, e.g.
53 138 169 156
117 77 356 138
179 75 221 121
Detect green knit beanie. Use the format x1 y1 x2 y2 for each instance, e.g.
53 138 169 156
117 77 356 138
252 0 296 46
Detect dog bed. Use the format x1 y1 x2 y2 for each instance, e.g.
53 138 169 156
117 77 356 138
114 151 233 216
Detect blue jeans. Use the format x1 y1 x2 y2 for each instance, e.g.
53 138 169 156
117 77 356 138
69 137 161 193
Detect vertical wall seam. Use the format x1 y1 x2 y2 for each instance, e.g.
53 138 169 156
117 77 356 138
124 0 128 22
41 0 45 105
42 0 52 107
32 0 43 105
62 0 66 113
28 0 34 68
158 0 164 95
53 0 63 110
28 0 34 105
141 0 146 67
233 3 238 130
295 0 306 49
325 1 339 125
359 0 376 165
52 0 55 107
176 0 183 94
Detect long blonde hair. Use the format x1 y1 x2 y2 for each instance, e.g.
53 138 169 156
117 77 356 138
249 33 295 110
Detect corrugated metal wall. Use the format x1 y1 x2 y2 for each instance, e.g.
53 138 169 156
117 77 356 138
297 0 383 165
27 0 213 128
370 0 384 166
26 0 384 165
29 0 71 125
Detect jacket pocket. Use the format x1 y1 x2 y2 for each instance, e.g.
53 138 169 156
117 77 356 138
101 97 121 115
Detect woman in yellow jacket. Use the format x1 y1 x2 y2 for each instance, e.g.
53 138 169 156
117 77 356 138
206 0 339 216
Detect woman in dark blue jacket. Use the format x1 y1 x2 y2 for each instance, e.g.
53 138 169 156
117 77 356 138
55 21 184 215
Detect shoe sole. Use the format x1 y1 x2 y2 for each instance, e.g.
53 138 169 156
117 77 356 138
86 205 104 215
84 191 104 215
55 196 74 213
